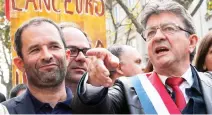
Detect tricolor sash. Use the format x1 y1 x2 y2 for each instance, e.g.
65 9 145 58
129 73 181 114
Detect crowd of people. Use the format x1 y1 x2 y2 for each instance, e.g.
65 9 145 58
0 0 211 114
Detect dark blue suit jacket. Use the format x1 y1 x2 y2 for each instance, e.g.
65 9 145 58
2 88 75 114
2 90 36 114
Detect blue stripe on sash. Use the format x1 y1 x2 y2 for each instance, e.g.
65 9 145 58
129 76 157 114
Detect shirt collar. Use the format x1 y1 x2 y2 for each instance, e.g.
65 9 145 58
158 66 193 86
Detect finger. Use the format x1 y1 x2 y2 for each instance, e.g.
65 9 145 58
95 59 112 86
105 54 119 71
87 58 112 87
86 48 119 70
86 48 108 60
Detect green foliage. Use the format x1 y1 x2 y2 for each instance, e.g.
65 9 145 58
0 0 12 98
1 23 11 52
207 0 212 11
0 0 11 52
0 0 4 16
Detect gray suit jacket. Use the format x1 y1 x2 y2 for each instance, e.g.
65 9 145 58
199 72 212 113
2 90 37 114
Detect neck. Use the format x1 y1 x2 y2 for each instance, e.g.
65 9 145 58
28 81 67 108
65 81 77 95
154 61 190 77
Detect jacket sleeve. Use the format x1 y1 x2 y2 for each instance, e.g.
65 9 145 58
71 73 128 114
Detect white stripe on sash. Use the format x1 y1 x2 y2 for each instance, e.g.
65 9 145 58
137 74 170 115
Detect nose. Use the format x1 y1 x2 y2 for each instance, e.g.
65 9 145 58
75 51 86 62
41 47 53 63
152 28 166 42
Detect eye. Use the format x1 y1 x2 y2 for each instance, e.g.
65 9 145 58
50 45 60 49
82 48 90 55
70 48 78 54
162 25 176 33
146 30 156 38
29 48 40 54
208 48 212 54
135 59 142 64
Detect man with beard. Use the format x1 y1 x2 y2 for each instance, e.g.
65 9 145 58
2 17 73 114
59 22 91 94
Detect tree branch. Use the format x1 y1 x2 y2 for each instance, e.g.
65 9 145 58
126 24 133 45
0 66 7 86
106 3 119 44
115 0 143 34
191 0 203 16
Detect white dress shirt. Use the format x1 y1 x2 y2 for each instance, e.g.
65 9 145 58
158 67 194 103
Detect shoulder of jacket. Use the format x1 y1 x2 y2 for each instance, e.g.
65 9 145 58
117 73 150 86
198 71 212 87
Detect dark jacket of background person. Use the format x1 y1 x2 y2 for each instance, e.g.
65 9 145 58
10 84 27 98
0 93 6 103
194 31 212 72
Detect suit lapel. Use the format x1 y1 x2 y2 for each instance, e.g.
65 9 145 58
148 72 181 114
14 91 36 114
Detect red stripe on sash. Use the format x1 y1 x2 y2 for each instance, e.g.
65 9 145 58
148 72 181 114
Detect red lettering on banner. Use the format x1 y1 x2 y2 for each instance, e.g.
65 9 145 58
52 0 60 13
12 0 22 11
76 0 83 14
25 0 38 10
65 0 73 15
39 0 51 11
85 0 93 15
95 0 104 16
11 0 105 16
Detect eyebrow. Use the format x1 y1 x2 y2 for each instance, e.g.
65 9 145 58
66 45 90 49
146 22 176 29
28 44 39 52
49 41 62 46
28 41 62 51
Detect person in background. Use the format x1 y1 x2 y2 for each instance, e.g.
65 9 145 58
71 0 212 114
2 17 73 114
194 30 212 72
9 84 27 98
0 93 6 103
143 60 153 73
108 45 143 83
59 22 91 94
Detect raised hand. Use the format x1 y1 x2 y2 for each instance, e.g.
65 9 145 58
86 48 119 87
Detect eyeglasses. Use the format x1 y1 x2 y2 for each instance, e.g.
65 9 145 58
67 46 90 57
142 23 192 41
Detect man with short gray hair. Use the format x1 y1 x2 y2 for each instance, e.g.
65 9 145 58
71 0 212 114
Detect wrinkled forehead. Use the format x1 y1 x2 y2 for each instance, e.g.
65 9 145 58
145 12 184 29
21 23 63 46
